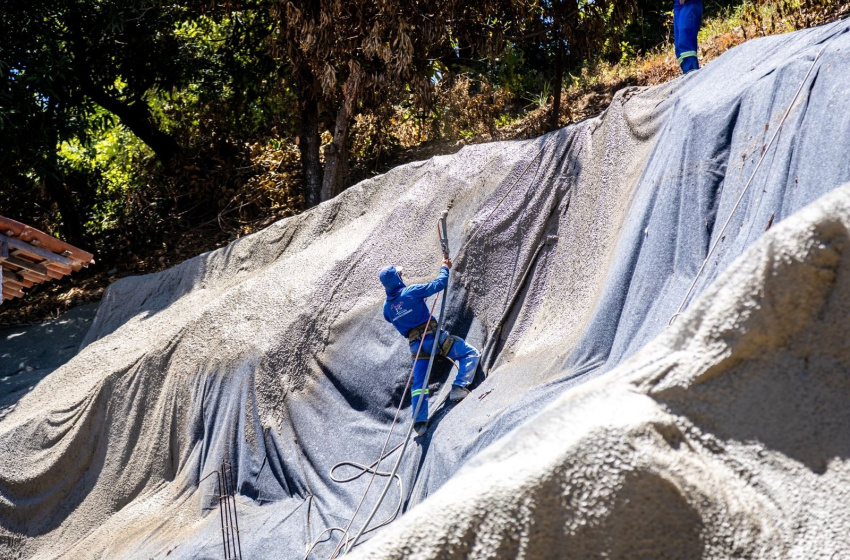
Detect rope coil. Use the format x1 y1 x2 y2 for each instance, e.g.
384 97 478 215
302 295 439 560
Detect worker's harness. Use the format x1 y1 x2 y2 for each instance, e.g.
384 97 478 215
407 320 455 360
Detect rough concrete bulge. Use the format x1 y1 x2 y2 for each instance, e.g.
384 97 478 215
1 19 850 560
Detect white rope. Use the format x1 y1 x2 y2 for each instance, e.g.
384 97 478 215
456 135 555 258
669 44 826 325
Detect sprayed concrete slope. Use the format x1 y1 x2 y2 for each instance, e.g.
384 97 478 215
0 303 99 422
2 20 850 560
354 184 850 559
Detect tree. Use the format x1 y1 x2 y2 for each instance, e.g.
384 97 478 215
512 0 637 131
0 0 282 244
1 0 644 254
268 0 522 207
1 2 94 244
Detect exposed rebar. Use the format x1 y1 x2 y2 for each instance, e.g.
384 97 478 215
199 464 244 560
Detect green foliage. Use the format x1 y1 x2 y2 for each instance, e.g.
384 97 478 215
494 44 529 95
739 0 848 36
1 0 293 258
524 80 551 110
4 0 844 286
58 113 153 236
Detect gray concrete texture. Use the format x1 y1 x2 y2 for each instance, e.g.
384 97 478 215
0 303 99 423
2 19 850 560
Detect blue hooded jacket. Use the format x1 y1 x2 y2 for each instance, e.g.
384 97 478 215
380 265 449 337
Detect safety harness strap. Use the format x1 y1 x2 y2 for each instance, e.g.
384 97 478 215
406 319 438 344
411 334 456 360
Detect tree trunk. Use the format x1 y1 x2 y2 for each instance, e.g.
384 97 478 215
84 88 182 170
43 167 87 247
41 121 88 247
44 170 86 247
320 101 352 202
67 17 181 171
299 96 323 208
550 41 565 132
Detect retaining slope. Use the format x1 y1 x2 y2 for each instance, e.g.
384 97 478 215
1 19 850 560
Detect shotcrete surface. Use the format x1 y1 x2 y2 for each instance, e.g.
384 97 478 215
2 19 850 560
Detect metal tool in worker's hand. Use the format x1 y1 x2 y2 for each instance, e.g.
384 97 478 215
439 210 450 259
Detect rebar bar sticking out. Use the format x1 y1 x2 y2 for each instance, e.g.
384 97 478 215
223 462 243 559
199 463 244 560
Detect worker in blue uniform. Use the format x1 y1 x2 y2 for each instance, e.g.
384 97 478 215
674 0 703 74
380 259 480 435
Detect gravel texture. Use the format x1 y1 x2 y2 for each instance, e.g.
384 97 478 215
2 20 850 560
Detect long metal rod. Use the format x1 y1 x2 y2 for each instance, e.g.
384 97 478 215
220 463 235 558
222 470 235 560
220 462 241 560
219 473 233 559
218 474 229 560
226 463 244 559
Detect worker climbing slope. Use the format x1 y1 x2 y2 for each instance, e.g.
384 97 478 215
379 259 480 436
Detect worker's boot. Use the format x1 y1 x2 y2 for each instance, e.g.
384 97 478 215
449 385 470 402
414 421 428 436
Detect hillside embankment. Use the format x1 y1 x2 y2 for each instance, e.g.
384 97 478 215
2 19 850 560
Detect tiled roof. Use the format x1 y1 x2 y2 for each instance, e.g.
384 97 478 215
0 216 95 303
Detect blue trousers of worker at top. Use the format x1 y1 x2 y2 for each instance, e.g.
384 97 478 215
410 330 479 423
674 0 703 74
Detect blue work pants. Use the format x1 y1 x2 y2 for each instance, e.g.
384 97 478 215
409 331 479 423
674 0 703 74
